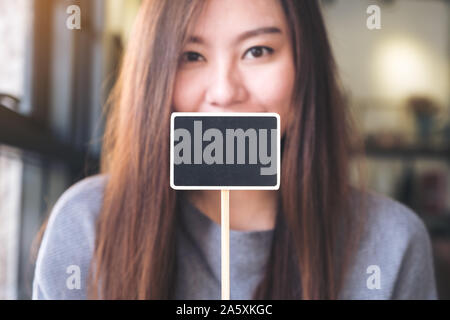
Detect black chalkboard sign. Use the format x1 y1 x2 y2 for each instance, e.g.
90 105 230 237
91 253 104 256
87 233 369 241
170 112 280 190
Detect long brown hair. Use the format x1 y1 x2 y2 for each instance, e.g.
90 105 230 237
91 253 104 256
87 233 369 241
88 0 368 299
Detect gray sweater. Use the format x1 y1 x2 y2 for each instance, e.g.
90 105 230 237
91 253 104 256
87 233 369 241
32 174 438 299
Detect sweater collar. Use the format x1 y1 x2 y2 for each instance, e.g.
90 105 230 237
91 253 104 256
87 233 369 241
177 194 274 293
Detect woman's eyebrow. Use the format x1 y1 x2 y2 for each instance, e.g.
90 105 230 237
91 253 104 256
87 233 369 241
187 26 283 45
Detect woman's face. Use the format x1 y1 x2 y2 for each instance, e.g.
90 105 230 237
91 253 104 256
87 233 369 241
172 0 296 136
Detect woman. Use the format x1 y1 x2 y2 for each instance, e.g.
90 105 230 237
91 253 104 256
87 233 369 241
32 0 437 299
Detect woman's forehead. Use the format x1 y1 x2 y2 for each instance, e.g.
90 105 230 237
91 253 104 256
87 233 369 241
187 0 288 43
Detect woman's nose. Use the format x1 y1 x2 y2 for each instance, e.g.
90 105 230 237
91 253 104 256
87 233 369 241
205 60 247 109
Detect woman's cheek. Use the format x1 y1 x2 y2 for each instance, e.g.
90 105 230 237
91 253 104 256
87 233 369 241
249 66 292 109
172 72 202 112
248 65 294 135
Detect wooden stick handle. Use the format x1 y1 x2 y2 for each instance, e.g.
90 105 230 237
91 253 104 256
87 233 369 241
221 189 230 300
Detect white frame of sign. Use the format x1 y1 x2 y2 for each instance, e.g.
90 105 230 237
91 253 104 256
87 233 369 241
170 112 281 190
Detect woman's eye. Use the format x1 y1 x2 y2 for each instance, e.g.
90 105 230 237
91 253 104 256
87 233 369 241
180 51 205 63
243 46 274 59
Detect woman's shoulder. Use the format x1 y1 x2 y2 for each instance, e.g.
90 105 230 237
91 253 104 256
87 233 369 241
41 173 109 237
342 187 437 299
32 173 109 299
350 187 429 244
53 173 109 215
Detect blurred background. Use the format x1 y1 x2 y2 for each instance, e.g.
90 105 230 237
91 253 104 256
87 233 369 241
0 0 448 299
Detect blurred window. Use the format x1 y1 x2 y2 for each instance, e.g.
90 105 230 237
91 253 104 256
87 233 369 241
0 146 23 299
0 0 32 112
0 0 32 299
